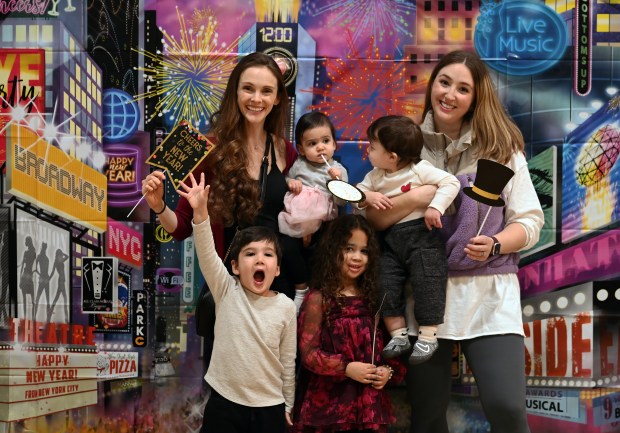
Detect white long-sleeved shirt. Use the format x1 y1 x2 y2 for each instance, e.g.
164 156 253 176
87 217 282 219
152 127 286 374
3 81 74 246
356 159 460 222
192 219 297 411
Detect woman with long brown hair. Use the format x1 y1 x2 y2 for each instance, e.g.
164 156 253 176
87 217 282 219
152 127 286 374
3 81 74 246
142 52 305 299
141 54 307 391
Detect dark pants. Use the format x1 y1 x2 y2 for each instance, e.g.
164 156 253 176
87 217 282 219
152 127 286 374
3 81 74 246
278 233 310 292
380 219 447 325
200 390 286 433
406 335 530 433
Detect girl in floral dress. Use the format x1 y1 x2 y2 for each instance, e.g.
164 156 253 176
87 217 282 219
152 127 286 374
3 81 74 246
293 214 405 433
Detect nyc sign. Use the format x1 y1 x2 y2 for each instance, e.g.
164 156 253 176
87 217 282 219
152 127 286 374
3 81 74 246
474 0 567 76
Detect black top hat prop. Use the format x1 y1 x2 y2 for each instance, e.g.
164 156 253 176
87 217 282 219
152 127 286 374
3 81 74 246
463 159 515 237
463 159 515 207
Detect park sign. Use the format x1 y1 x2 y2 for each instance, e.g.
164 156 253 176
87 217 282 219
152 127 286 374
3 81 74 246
145 121 215 188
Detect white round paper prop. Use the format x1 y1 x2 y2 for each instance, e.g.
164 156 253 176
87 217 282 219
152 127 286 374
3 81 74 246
326 179 365 203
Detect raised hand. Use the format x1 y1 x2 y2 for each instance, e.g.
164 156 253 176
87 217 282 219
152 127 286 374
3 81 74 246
177 173 210 224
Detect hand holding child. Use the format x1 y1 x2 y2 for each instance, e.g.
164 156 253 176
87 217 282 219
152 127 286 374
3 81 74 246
177 173 210 224
424 207 443 230
363 191 394 210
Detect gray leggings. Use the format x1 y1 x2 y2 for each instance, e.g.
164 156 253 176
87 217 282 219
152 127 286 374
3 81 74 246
406 334 530 433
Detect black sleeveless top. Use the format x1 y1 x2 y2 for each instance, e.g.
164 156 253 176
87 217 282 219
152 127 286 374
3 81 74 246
222 135 298 298
225 134 287 239
254 134 288 232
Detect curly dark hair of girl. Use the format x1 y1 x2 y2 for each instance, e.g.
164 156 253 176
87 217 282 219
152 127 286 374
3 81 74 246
206 52 290 227
309 214 381 317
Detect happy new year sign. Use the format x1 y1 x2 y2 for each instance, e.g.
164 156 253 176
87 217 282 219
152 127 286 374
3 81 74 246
0 348 97 422
146 121 215 188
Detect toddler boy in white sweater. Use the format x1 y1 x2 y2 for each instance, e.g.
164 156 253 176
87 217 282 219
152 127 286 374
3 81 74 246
178 172 297 433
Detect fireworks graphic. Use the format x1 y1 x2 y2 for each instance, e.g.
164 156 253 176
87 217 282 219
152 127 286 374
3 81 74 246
562 122 620 242
133 7 238 130
190 8 217 34
87 0 140 94
306 33 425 144
302 0 415 53
608 95 620 113
255 0 301 22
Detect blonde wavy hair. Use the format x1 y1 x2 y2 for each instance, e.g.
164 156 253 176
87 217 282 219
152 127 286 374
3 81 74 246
422 50 524 164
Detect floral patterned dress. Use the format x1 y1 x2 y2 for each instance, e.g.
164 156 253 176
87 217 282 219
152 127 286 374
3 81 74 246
292 289 405 433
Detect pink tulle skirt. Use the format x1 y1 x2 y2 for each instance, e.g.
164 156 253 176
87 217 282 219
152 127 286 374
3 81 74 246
278 187 338 238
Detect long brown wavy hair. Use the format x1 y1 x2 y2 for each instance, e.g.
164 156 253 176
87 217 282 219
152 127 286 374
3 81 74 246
206 52 290 226
309 214 381 318
422 50 524 164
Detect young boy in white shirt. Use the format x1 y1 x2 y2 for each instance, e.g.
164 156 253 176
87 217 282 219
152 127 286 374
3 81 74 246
178 173 296 433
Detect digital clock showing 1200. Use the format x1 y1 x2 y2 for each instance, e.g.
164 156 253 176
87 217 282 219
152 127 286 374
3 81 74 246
256 22 299 89
259 25 293 43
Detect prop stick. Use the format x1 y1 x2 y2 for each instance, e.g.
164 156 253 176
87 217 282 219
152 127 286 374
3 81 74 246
371 293 388 364
127 169 166 218
475 206 493 237
321 155 365 203
321 154 339 178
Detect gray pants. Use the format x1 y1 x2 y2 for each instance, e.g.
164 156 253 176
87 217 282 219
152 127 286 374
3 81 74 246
380 219 447 325
406 334 531 433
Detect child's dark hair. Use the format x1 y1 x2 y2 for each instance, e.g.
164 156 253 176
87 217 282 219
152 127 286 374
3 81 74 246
294 111 337 150
228 226 282 265
366 115 424 166
310 214 380 313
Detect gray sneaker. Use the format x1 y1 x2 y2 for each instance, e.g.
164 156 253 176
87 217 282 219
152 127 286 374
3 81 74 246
408 339 439 365
382 336 412 359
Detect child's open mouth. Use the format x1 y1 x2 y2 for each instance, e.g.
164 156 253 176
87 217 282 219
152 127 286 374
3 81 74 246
254 271 265 282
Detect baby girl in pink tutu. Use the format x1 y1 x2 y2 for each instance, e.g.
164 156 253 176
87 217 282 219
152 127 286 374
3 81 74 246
278 111 348 311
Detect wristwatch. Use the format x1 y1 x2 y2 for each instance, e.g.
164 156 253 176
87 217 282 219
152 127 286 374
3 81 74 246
490 236 501 256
